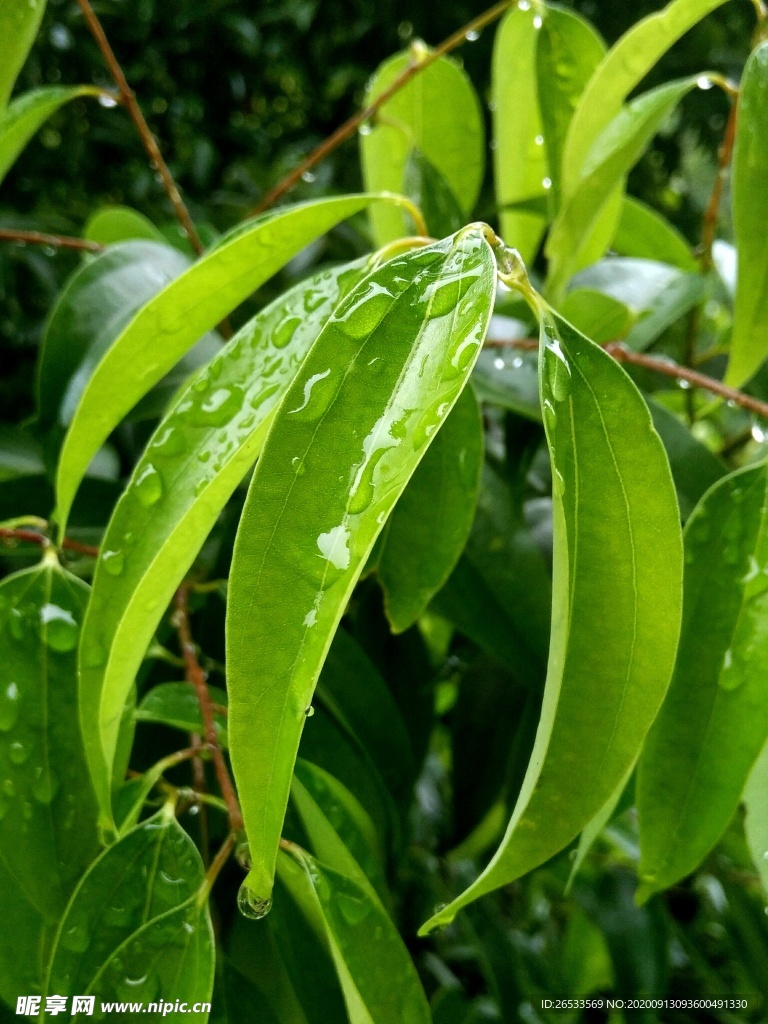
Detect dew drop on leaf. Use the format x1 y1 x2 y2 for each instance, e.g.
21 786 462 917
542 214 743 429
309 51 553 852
0 682 20 731
134 463 164 507
101 549 125 576
237 881 273 920
40 602 79 652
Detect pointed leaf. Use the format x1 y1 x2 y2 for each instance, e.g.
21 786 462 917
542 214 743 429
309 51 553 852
0 86 100 186
79 258 367 823
637 462 768 899
360 49 484 246
371 385 484 633
54 194 407 531
403 149 465 240
0 0 47 110
421 309 682 932
136 681 228 742
277 850 431 1024
45 807 212 1015
492 6 548 263
566 765 634 893
227 229 496 910
726 43 768 386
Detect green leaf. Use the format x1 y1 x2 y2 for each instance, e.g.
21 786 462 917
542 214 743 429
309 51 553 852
421 309 683 933
79 258 367 825
561 0 730 196
0 557 99 922
566 766 634 893
536 4 606 212
403 148 465 240
83 205 165 246
54 194 407 531
559 289 633 344
360 48 484 246
227 229 496 911
637 461 768 900
726 43 768 386
624 272 707 352
0 0 47 110
277 849 431 1024
0 425 45 481
370 385 484 633
743 736 768 895
571 257 689 313
546 76 701 299
0 86 100 186
614 196 697 272
45 806 214 1017
492 6 548 263
136 681 228 742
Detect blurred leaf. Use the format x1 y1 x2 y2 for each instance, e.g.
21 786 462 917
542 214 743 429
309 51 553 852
0 425 45 481
403 149 464 240
83 205 165 246
566 766 634 893
559 288 633 343
743 735 768 895
471 346 541 421
625 272 707 352
638 462 768 899
646 398 725 520
614 196 697 272
0 0 47 110
361 48 484 246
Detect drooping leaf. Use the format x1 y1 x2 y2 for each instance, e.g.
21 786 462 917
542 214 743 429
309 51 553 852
637 462 768 900
79 258 367 825
54 194 409 531
421 309 683 933
277 849 431 1024
360 48 484 246
614 196 697 272
0 86 100 187
547 76 702 298
566 765 635 893
370 385 484 633
227 229 496 912
492 5 548 264
0 0 47 110
0 556 98 922
536 5 606 212
743 736 768 895
45 806 214 1017
135 681 229 743
83 205 164 246
726 43 768 386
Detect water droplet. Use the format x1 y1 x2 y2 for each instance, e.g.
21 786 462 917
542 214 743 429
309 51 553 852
542 176 552 190
358 122 373 136
0 683 20 731
305 705 315 717
98 93 118 108
337 891 370 925
535 134 544 146
237 881 273 920
188 386 245 427
61 923 90 953
288 369 332 418
697 75 714 90
134 464 163 507
718 648 743 690
273 314 302 349
101 549 125 576
31 766 58 804
303 609 317 627
151 425 185 458
301 170 316 183
494 357 505 370
316 525 351 571
9 737 31 765
335 281 393 339
40 603 79 652
533 14 543 28
465 28 480 41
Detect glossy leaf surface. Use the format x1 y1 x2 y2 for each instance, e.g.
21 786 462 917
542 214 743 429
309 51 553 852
492 6 548 264
0 0 47 109
422 310 683 932
0 86 100 186
54 194 403 530
0 557 98 922
227 229 496 911
79 258 366 823
637 462 768 899
277 850 431 1024
726 43 768 386
360 49 484 246
371 385 484 633
45 806 213 1016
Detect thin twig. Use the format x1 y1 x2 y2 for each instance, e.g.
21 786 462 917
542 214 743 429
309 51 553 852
0 229 103 253
251 0 515 213
487 337 768 420
699 95 739 272
189 731 210 867
174 586 244 833
75 0 204 256
0 526 99 557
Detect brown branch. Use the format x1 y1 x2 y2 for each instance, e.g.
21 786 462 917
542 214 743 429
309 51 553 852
0 526 99 557
174 586 244 833
251 0 515 214
75 0 204 256
487 337 768 420
0 229 103 253
699 95 739 272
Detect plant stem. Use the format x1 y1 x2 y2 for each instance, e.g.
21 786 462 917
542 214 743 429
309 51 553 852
199 832 236 903
0 526 99 557
699 94 739 273
75 0 204 256
174 585 244 833
486 337 768 420
251 0 516 213
0 228 103 253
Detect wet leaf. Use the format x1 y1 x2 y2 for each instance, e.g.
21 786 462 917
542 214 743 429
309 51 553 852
0 86 100 186
79 258 366 824
625 272 707 352
54 194 407 531
277 849 431 1024
637 462 768 900
403 149 465 240
135 681 229 743
492 5 548 264
646 398 725 520
726 43 768 386
370 385 484 633
360 49 484 246
422 310 682 932
743 736 768 895
227 229 496 911
614 196 697 272
45 806 213 1018
0 0 47 110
